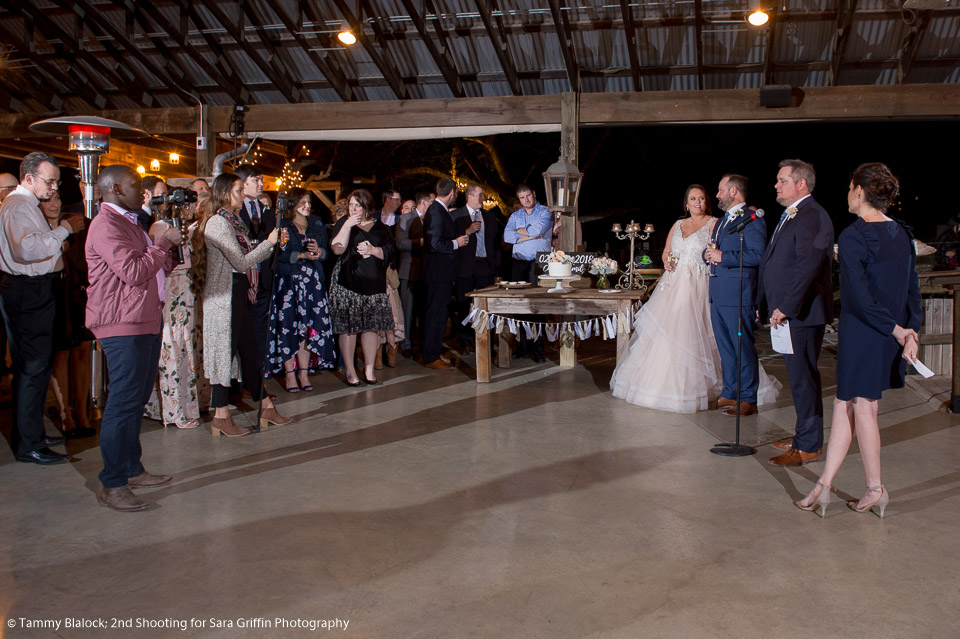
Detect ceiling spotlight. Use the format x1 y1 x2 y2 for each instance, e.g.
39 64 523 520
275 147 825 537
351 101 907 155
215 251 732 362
169 152 180 165
747 10 769 26
136 165 146 177
150 159 160 172
337 26 357 46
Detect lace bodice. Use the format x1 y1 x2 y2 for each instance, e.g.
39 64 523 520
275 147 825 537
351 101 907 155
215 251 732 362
669 219 712 275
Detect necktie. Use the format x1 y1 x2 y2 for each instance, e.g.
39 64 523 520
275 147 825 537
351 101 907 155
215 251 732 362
474 210 486 258
773 210 791 238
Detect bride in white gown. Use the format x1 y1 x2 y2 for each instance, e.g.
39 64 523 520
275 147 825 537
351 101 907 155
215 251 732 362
610 185 780 413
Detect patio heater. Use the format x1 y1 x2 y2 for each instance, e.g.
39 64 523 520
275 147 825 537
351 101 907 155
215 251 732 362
28 116 148 408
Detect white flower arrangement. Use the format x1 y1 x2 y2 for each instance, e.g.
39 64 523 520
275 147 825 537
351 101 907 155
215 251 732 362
546 250 572 264
588 255 619 275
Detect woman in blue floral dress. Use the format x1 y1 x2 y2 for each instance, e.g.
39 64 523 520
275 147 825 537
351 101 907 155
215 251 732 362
268 187 336 391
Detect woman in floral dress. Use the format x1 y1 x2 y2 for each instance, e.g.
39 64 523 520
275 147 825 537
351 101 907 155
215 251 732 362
268 187 336 391
144 199 209 429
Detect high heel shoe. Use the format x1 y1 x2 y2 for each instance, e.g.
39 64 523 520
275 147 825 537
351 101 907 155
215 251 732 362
847 484 889 518
297 368 313 392
210 416 250 437
284 369 300 394
259 406 294 428
794 481 832 518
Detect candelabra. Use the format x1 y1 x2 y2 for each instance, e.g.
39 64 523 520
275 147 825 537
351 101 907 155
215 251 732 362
610 221 655 291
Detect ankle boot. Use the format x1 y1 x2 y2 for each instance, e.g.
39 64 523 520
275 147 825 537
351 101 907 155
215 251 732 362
374 346 384 370
97 485 149 512
210 415 250 437
386 344 397 367
260 406 294 428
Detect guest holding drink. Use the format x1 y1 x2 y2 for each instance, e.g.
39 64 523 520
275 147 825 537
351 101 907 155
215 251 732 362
795 163 921 518
328 189 396 386
269 187 336 391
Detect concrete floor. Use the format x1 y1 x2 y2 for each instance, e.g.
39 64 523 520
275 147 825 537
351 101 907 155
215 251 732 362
1 337 959 638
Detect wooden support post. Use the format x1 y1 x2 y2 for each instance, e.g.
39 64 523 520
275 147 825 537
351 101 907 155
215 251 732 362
560 92 579 253
196 105 216 178
559 324 576 368
475 299 491 383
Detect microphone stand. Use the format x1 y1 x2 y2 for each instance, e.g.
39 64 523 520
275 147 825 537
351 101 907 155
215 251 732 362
711 229 757 457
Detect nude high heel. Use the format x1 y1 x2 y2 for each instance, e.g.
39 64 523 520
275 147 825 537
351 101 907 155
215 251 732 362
847 484 888 518
794 481 832 518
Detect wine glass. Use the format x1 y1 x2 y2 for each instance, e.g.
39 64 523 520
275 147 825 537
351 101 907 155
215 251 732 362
706 240 718 277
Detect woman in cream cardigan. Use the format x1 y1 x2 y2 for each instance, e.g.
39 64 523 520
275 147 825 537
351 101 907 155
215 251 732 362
191 173 292 436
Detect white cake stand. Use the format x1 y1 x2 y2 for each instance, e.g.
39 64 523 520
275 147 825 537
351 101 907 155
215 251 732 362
538 274 580 293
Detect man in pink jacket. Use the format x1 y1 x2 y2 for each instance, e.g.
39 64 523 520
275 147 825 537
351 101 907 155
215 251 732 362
86 165 181 512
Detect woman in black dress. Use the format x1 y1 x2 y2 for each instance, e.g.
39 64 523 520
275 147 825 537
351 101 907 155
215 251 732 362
329 189 395 386
795 163 921 518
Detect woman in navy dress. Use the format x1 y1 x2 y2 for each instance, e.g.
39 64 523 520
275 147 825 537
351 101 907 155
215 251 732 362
795 163 921 518
268 187 336 391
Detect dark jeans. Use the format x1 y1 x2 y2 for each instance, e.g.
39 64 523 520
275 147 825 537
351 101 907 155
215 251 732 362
212 275 266 408
511 259 544 358
99 333 162 488
398 278 424 352
0 273 56 455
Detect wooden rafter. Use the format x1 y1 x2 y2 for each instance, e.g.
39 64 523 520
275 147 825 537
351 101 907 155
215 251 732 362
238 0 302 101
763 7 778 85
547 0 579 92
0 14 109 109
194 0 298 103
332 0 409 100
619 0 642 92
898 9 932 84
401 0 464 98
693 0 704 90
473 0 522 96
829 0 858 86
272 1 359 102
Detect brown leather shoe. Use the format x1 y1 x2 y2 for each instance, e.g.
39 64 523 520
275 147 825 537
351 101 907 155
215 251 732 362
374 347 384 370
260 406 293 428
717 397 737 409
721 402 757 416
425 359 454 370
210 416 250 437
128 471 172 488
385 344 397 367
768 448 820 466
97 485 149 512
771 437 794 451
440 355 452 365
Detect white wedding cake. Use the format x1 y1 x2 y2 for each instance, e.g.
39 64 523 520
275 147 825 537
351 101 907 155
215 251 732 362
547 262 573 277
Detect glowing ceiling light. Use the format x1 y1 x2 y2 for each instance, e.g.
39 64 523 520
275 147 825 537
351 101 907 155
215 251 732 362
169 152 180 165
150 159 160 171
338 29 357 45
747 10 769 26
136 165 146 176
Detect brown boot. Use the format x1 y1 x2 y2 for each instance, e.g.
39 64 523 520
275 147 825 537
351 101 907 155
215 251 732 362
260 406 294 428
210 415 250 437
97 485 149 512
385 344 397 367
128 471 172 488
374 346 384 370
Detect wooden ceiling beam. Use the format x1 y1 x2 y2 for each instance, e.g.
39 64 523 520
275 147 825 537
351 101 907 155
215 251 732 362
172 0 250 104
197 0 298 103
619 0 642 92
400 0 464 98
473 0 522 96
238 0 303 101
897 9 932 84
332 0 409 100
829 0 858 86
273 1 359 102
546 0 579 92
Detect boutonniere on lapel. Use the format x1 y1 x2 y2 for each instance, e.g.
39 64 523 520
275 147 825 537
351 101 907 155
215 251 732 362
785 206 799 219
729 209 745 219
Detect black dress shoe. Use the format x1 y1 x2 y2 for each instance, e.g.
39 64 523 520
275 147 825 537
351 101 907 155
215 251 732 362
64 426 97 439
401 348 413 359
43 435 66 446
16 447 69 465
344 377 362 387
531 354 546 363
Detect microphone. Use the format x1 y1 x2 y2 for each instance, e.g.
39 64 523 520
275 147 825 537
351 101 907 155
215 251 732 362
727 208 765 235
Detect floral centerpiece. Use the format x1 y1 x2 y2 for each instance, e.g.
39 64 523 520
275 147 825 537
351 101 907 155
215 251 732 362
588 255 619 289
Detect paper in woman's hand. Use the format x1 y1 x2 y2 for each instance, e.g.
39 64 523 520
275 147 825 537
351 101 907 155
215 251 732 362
911 358 935 378
771 322 794 355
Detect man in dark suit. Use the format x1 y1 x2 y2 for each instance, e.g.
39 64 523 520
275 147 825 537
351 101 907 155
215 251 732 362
452 185 500 354
235 164 276 363
422 178 468 369
396 191 430 358
757 159 834 466
705 174 767 417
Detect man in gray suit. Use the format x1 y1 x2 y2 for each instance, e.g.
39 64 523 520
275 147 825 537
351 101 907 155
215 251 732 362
395 191 431 358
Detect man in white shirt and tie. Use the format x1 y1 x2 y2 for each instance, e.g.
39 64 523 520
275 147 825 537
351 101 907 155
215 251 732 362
0 152 84 464
452 185 498 355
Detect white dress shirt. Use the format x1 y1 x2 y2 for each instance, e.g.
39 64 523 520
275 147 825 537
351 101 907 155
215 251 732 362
0 185 69 276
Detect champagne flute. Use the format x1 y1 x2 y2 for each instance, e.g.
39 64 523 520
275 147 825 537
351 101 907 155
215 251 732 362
668 253 680 271
706 240 718 277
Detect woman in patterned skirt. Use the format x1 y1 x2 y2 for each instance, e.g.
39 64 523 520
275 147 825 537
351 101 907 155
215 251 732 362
328 189 396 386
269 187 336 391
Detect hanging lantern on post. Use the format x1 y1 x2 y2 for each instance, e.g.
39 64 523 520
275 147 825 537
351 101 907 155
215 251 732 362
542 155 583 214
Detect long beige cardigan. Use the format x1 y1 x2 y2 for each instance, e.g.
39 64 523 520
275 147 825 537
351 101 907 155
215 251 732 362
202 214 276 387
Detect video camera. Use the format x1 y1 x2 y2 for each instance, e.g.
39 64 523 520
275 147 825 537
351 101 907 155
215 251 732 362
150 187 199 207
276 192 293 216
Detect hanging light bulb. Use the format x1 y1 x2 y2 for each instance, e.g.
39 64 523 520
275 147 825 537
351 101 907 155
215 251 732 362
136 165 146 177
150 159 160 171
168 152 180 165
337 23 357 46
747 9 769 26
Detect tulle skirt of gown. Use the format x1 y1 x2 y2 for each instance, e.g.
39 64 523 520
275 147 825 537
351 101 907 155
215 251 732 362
610 266 722 413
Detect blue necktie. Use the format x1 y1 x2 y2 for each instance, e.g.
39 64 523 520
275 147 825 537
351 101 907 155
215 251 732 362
474 210 486 258
773 210 790 238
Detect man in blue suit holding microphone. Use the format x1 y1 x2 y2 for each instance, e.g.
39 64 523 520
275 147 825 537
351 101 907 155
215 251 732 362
704 174 766 417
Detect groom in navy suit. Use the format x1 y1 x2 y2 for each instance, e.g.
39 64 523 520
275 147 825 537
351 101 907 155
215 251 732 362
757 159 834 467
705 174 766 417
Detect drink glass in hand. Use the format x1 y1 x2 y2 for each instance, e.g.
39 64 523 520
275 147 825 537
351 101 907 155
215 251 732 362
279 227 289 249
706 240 718 276
668 253 680 270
